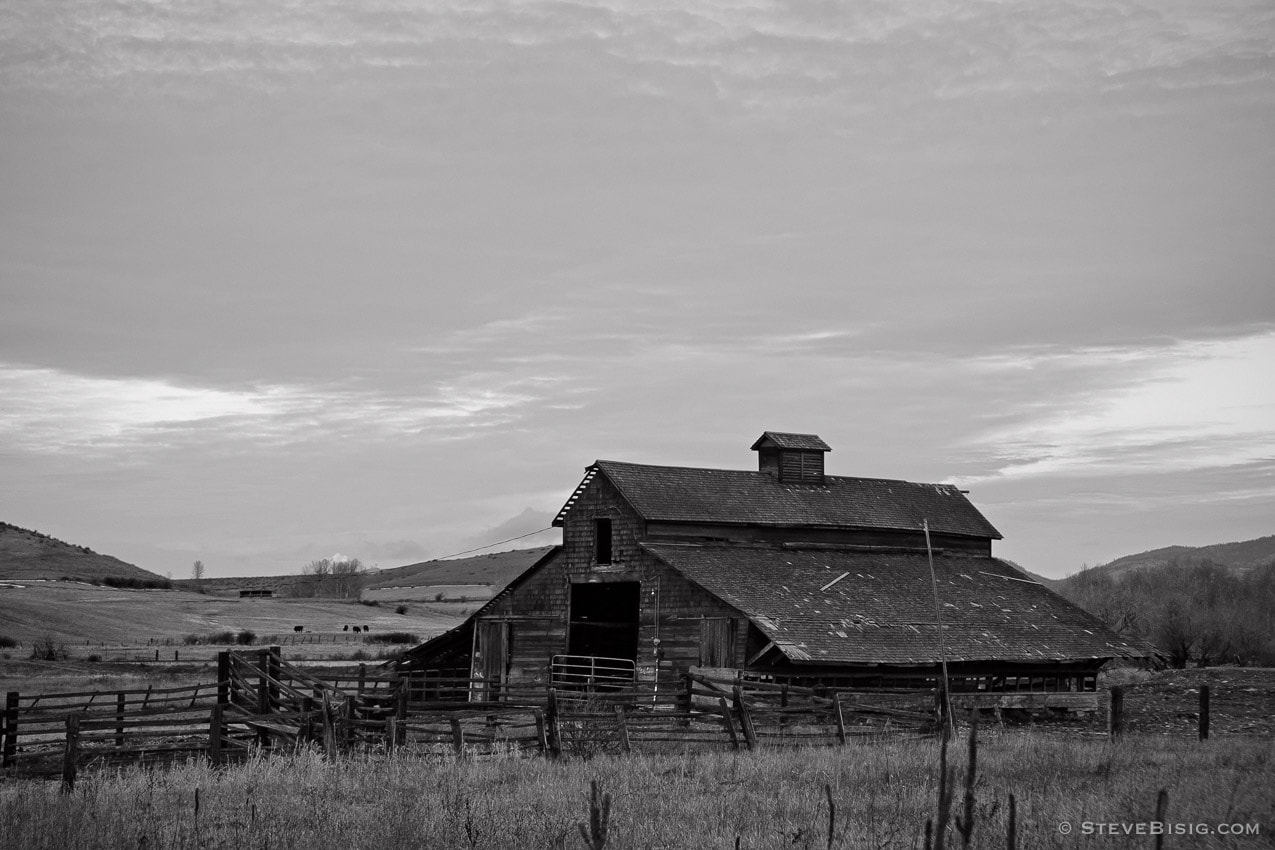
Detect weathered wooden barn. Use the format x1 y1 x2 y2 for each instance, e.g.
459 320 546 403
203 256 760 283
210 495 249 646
394 432 1144 696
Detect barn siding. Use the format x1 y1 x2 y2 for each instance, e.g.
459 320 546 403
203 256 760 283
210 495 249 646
473 474 747 683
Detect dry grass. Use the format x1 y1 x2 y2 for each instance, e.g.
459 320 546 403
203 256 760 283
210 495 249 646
1 732 1270 849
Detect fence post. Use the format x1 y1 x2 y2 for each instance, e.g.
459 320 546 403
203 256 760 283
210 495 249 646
386 717 398 753
718 697 739 750
208 703 223 766
449 716 464 755
533 709 549 755
1108 686 1124 739
833 692 848 745
1199 685 1210 741
3 691 19 767
216 652 230 706
267 646 282 711
615 706 631 754
321 693 337 759
115 692 126 749
62 714 80 793
545 693 561 759
357 664 366 697
732 686 758 750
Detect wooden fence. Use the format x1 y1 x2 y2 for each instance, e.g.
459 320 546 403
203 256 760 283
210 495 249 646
6 648 1157 787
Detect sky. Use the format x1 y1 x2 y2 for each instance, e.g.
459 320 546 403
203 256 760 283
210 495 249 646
2 0 1273 580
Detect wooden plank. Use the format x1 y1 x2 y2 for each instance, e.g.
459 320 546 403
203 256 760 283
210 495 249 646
717 698 739 750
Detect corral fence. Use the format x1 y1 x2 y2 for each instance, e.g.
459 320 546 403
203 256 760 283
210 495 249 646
1 648 1174 788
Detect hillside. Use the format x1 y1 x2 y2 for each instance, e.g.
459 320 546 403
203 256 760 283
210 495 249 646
365 546 556 590
0 581 463 648
1084 534 1275 579
0 522 167 584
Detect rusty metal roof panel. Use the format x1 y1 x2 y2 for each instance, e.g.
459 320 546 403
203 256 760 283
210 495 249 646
643 543 1145 665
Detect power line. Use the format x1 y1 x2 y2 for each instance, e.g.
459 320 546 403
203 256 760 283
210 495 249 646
435 526 558 562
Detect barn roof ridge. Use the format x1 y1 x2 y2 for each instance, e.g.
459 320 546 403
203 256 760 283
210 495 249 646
554 459 1002 540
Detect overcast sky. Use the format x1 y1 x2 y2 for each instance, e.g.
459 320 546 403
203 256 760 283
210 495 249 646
2 0 1273 579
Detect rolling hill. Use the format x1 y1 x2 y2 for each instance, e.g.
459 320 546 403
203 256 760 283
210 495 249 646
364 546 556 591
0 522 168 584
1081 534 1275 579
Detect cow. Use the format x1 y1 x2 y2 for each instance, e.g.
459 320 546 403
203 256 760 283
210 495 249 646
342 625 349 632
293 625 304 633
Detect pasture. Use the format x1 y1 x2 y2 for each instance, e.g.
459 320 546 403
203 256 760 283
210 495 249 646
0 731 1271 849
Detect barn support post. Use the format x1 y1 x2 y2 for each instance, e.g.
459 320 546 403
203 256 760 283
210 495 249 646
61 714 80 793
208 703 223 766
1199 686 1210 741
732 686 757 750
1108 686 1124 739
385 717 398 753
4 691 19 767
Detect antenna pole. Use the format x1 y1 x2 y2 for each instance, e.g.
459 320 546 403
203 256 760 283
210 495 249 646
924 519 954 739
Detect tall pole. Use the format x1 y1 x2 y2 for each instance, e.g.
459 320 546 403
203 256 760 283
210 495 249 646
924 519 954 738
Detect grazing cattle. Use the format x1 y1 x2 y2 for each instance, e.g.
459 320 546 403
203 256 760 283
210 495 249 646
342 625 349 631
293 625 304 633
352 626 362 634
363 625 370 632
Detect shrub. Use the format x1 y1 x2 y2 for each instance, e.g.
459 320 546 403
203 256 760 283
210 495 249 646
30 635 68 661
0 635 17 649
349 649 370 662
236 629 257 646
360 599 380 607
207 631 236 645
366 632 419 645
182 633 202 646
395 604 408 615
101 575 173 590
434 592 445 602
87 653 102 663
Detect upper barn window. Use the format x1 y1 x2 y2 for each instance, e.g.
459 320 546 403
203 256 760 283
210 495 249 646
594 517 613 565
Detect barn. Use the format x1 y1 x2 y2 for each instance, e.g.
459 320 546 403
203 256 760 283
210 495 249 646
393 432 1145 697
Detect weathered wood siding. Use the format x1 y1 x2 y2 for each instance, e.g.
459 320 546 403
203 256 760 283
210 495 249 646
475 474 747 683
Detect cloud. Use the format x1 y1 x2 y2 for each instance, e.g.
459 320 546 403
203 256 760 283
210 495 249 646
960 330 1275 481
3 0 1270 118
0 364 551 454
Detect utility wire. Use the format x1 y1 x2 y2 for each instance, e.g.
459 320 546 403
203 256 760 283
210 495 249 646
434 526 557 562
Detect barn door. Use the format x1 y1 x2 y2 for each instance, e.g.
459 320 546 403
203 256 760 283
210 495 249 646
699 618 735 669
472 620 510 701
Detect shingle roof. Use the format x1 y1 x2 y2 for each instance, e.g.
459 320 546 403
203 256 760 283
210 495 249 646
750 432 832 452
590 461 1002 540
644 543 1146 665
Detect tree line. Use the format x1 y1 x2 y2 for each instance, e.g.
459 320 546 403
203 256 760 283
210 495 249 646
1057 558 1275 668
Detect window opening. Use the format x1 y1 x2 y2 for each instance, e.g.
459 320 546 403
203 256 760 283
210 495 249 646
594 517 613 564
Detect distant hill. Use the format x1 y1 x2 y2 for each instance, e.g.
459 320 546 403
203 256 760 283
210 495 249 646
1080 534 1275 579
365 547 556 591
0 522 168 584
180 547 557 598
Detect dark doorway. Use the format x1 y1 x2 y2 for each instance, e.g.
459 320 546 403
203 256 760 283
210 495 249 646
568 581 640 662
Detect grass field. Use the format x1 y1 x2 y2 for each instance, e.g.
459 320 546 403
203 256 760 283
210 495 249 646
0 581 464 647
0 732 1270 849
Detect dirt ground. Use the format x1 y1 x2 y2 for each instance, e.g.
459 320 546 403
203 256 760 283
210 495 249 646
1117 666 1275 737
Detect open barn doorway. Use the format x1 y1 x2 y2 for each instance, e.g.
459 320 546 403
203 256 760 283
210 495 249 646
566 581 640 677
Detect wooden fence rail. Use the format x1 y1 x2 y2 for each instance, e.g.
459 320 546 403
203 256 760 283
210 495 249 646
2 648 1169 784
